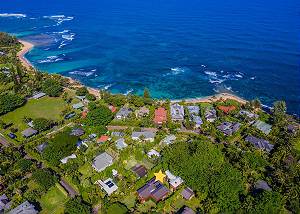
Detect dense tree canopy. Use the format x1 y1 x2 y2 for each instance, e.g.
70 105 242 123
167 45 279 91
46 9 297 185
41 79 63 97
32 118 53 131
86 105 113 126
43 130 78 166
32 169 57 191
75 87 89 96
0 93 25 115
162 140 244 212
65 197 91 214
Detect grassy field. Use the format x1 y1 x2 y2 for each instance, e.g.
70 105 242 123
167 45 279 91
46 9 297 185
0 96 67 131
39 183 68 214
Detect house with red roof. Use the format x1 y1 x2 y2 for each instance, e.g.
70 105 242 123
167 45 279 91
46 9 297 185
218 105 236 114
154 107 167 125
109 105 117 113
97 135 110 143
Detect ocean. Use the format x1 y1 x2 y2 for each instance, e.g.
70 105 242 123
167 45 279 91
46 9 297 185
0 0 299 114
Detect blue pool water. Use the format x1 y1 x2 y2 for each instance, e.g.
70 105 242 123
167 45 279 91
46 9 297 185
0 0 299 114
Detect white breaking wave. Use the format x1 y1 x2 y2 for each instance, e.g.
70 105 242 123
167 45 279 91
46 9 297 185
164 67 187 76
43 15 74 26
0 13 26 18
204 70 217 77
37 55 64 64
62 33 75 41
69 70 94 77
124 89 134 95
209 78 225 84
103 84 112 90
250 76 256 80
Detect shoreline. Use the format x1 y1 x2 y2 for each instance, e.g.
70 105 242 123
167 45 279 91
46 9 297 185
17 39 248 105
18 40 34 69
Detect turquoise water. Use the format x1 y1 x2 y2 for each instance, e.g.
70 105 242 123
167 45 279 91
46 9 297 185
0 0 299 114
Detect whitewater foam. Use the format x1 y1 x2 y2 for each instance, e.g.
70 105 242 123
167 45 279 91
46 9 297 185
0 13 26 18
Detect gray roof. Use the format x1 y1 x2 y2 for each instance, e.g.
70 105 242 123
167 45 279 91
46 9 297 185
32 92 46 99
245 135 274 152
191 115 203 126
70 128 85 136
254 120 272 135
255 180 272 191
21 128 38 138
0 194 11 212
170 103 185 121
205 107 217 122
8 201 38 214
36 142 48 153
93 152 113 172
161 135 176 145
186 105 200 115
181 187 194 200
217 122 241 135
111 131 125 138
239 110 258 119
132 131 155 140
72 102 84 109
115 138 128 150
115 107 132 119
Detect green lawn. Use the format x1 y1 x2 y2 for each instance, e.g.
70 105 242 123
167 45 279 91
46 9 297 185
78 163 94 178
39 183 68 214
0 96 67 131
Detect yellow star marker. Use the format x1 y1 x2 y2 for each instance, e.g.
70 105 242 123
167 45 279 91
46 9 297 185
154 170 166 183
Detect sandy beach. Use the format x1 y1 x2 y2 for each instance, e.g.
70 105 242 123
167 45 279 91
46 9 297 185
170 93 247 105
18 40 34 69
17 39 247 104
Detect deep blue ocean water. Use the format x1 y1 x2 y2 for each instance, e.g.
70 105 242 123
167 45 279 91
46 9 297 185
0 0 299 114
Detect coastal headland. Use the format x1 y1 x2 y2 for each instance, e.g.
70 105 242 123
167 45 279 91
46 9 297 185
18 39 247 104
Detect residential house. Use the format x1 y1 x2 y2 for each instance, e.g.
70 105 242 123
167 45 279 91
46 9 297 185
239 110 258 119
31 92 46 99
132 131 155 142
60 179 78 198
72 102 84 110
96 178 118 196
137 177 170 203
92 152 114 172
111 131 125 138
60 154 77 164
97 135 110 143
218 105 236 114
191 115 203 128
109 105 117 113
217 122 241 136
170 103 184 121
186 105 200 115
115 138 128 150
254 120 272 135
64 112 76 119
131 164 148 178
115 107 132 120
181 187 195 200
177 206 196 214
205 107 217 122
21 128 38 138
154 107 167 125
36 142 48 153
147 149 160 158
75 95 86 102
8 201 38 214
254 180 272 191
165 170 184 190
187 106 202 128
245 136 274 152
135 106 149 118
0 194 11 213
70 128 85 137
161 135 176 146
